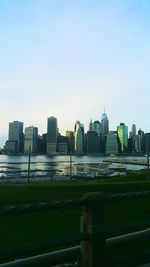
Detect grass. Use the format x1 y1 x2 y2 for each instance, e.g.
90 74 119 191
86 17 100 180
0 172 150 263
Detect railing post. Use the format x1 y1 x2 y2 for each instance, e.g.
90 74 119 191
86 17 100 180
81 192 106 267
27 146 31 183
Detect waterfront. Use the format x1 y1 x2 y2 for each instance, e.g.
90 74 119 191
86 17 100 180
0 154 147 182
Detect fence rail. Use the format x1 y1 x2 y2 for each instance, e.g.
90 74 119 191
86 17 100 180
0 198 81 215
0 246 80 267
0 191 150 266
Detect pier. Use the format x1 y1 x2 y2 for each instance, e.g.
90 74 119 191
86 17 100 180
103 159 148 166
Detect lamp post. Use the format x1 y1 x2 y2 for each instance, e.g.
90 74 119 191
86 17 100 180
28 146 31 183
51 157 53 182
147 153 149 180
145 133 150 181
70 153 73 179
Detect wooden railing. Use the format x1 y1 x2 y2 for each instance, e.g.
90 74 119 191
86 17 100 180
0 191 150 266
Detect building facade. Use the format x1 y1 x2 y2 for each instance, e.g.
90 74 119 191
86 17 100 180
86 130 100 154
6 121 24 153
66 131 74 153
117 123 128 152
47 116 58 154
74 121 84 153
106 131 119 154
101 112 109 152
24 126 38 154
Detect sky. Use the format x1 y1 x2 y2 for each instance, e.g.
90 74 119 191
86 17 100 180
0 0 150 147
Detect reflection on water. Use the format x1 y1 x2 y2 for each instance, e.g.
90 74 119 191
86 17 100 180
0 154 147 179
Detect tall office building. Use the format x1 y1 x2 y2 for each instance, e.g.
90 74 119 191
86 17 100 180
66 131 74 153
57 134 68 153
24 126 38 154
74 121 84 153
144 133 150 153
101 111 109 136
101 111 109 152
37 134 47 154
137 129 144 152
5 121 24 153
117 123 128 152
129 124 136 152
47 116 57 154
87 130 100 154
93 121 101 136
89 119 94 131
106 131 119 154
131 124 136 136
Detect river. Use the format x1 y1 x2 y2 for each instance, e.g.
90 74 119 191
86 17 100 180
0 154 147 181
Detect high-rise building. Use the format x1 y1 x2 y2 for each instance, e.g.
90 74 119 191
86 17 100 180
66 131 74 153
144 133 150 153
74 121 84 153
5 121 24 153
47 116 57 154
93 121 101 136
86 130 100 154
24 126 38 154
100 112 109 152
106 131 119 154
37 134 47 154
129 124 136 152
117 123 128 152
132 124 136 136
137 129 144 152
57 134 68 153
89 119 94 131
101 111 109 136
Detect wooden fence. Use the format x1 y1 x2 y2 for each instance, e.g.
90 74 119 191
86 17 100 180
0 191 150 266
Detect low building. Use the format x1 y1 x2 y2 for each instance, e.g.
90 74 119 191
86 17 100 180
4 140 17 154
57 143 68 153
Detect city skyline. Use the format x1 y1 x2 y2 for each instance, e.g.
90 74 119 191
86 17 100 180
2 113 146 148
0 110 149 149
4 115 146 154
1 1 150 147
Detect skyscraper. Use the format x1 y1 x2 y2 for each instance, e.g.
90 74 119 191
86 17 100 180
101 111 109 136
74 121 84 153
117 123 128 152
101 111 109 152
106 131 119 154
47 116 57 154
87 130 100 154
93 121 101 136
5 121 24 153
129 124 136 152
144 133 150 153
24 126 38 154
137 129 144 152
89 119 94 131
66 131 74 153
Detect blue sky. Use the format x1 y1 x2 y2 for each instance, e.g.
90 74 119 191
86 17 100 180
0 0 150 147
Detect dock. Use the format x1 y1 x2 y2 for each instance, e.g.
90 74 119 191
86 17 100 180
103 159 148 166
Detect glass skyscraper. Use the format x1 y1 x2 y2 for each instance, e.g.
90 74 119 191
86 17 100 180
117 123 128 152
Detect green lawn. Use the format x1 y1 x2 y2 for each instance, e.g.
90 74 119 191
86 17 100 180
0 173 150 263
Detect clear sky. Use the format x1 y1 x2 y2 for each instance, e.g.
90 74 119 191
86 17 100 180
0 0 150 147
